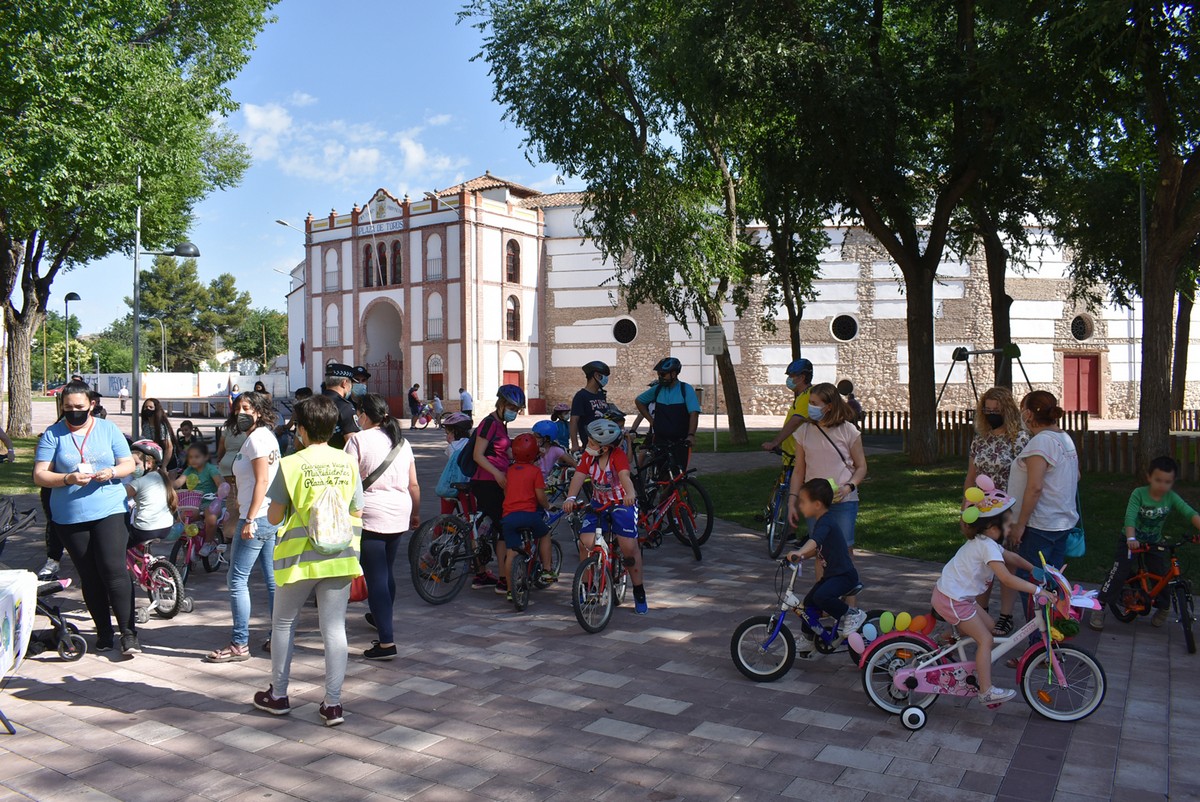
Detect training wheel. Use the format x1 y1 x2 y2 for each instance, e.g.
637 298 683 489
134 607 151 625
900 705 927 731
180 597 195 614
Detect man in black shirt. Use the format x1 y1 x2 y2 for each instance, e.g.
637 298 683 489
569 360 610 451
321 363 361 449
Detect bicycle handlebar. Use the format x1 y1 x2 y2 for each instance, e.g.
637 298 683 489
1129 536 1200 553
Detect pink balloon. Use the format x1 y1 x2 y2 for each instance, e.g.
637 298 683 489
847 632 865 655
976 475 995 493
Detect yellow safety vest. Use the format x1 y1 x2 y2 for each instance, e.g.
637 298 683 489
273 444 362 586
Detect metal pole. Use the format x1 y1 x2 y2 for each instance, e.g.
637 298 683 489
713 345 718 452
63 298 70 382
132 173 141 439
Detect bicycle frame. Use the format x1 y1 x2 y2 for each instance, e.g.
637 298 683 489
761 561 849 652
1125 541 1185 606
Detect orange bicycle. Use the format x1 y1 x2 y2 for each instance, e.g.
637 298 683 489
1110 537 1197 654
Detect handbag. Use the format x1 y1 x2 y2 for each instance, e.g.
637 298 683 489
1061 433 1086 559
349 574 368 603
362 440 405 491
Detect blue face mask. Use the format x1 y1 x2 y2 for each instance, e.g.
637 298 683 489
503 409 518 423
808 405 825 421
598 374 609 388
351 383 366 397
786 376 798 390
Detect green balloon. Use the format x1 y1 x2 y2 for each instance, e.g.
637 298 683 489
879 611 895 634
962 507 980 524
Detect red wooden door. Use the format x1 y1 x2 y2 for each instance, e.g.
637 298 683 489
1063 355 1099 414
502 371 524 393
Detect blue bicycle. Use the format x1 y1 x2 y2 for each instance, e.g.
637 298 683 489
763 449 794 559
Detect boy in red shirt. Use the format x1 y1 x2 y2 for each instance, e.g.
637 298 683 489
501 433 555 599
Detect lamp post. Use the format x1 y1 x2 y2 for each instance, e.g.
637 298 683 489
149 317 166 371
133 173 199 437
64 292 80 382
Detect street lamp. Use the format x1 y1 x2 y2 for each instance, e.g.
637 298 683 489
63 292 80 382
148 317 167 371
424 191 463 220
275 219 305 235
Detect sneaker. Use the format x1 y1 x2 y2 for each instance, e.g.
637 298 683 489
471 572 499 589
253 686 290 715
94 636 113 653
1087 609 1105 631
364 641 396 661
318 702 344 727
1152 608 1171 627
539 571 559 584
840 608 868 634
120 633 141 655
978 686 1017 705
37 558 59 580
634 599 649 615
198 542 216 557
494 579 509 595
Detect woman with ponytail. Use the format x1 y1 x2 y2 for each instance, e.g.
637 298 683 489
1008 390 1080 582
344 394 420 660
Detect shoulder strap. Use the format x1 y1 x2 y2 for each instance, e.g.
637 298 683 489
812 422 851 467
362 440 404 490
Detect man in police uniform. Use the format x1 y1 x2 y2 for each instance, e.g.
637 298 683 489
321 363 361 449
350 365 371 409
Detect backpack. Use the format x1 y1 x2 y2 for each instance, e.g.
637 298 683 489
456 417 496 477
305 484 355 555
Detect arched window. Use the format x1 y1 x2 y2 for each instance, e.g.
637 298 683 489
324 249 340 292
362 245 373 288
506 239 520 283
324 303 340 346
427 292 444 340
391 240 403 285
505 295 520 341
377 243 388 286
426 233 443 281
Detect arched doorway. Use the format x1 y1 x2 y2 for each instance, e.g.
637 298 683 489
427 354 445 402
502 350 525 394
361 300 404 413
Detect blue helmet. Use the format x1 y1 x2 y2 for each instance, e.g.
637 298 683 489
532 420 558 439
655 356 682 373
786 358 813 377
497 384 526 408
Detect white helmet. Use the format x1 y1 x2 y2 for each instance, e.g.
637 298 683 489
586 418 623 447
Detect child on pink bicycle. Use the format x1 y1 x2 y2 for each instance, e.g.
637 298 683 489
933 480 1051 705
173 442 228 556
127 440 178 547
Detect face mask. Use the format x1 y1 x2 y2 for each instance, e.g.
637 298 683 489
351 383 367 397
63 409 89 427
808 405 825 421
502 409 518 423
598 375 609 388
236 413 254 433
585 445 600 457
141 409 154 418
786 376 798 390
132 465 145 478
984 413 1005 430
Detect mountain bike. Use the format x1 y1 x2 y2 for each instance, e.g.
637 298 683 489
632 439 713 560
408 483 495 604
1110 537 1197 654
571 505 629 633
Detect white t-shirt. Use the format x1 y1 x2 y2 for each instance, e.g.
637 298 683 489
344 427 415 534
1008 430 1079 531
129 473 175 531
937 536 1006 600
232 427 281 518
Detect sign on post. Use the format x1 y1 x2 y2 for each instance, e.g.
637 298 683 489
704 325 726 356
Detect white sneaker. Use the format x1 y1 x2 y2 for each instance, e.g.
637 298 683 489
198 543 216 557
37 558 59 579
978 686 1016 705
840 608 867 634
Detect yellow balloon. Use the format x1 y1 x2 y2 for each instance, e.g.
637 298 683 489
964 487 985 503
185 523 199 537
186 473 199 490
895 611 912 631
962 507 980 524
879 611 895 633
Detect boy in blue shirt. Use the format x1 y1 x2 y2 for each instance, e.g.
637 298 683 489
785 478 867 636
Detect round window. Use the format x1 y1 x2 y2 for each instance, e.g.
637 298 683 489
613 318 638 344
1070 315 1094 342
831 315 859 342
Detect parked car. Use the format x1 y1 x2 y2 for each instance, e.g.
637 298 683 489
44 383 66 396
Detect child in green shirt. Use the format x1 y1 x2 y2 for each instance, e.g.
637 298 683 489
173 442 228 555
1092 455 1200 630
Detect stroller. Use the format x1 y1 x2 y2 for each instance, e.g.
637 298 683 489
0 497 87 661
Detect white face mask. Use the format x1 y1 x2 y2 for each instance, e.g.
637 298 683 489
585 445 600 457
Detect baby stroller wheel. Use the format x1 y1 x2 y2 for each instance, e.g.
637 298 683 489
58 633 87 662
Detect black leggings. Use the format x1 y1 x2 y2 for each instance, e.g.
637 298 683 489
58 513 137 638
360 531 402 643
470 479 505 541
40 487 64 561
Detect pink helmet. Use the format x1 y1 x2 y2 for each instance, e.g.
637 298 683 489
130 439 163 464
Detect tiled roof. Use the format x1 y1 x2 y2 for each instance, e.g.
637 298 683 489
434 173 541 199
518 191 588 209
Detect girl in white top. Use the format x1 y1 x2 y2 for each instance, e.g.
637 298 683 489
931 489 1048 706
126 440 178 545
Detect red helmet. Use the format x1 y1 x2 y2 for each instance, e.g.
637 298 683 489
511 433 540 464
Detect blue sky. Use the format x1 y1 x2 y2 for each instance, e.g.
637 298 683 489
62 1 572 334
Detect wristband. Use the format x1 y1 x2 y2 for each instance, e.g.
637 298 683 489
566 496 577 502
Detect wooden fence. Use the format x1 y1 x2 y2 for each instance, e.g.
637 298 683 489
1171 410 1200 431
860 410 1090 459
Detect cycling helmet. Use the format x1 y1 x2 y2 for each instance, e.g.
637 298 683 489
786 357 813 377
581 360 610 377
130 439 163 464
441 412 472 427
497 384 526 408
586 418 623 447
654 357 682 373
603 404 627 421
532 420 559 439
511 433 540 464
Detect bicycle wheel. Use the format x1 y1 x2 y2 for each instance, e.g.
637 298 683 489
610 550 629 606
147 559 185 619
203 537 223 573
679 506 702 561
730 615 796 682
679 477 714 545
1019 644 1106 722
1175 581 1196 654
509 554 531 611
169 538 192 584
572 554 613 633
766 485 791 559
534 540 564 589
408 515 473 605
1110 581 1150 623
861 637 941 715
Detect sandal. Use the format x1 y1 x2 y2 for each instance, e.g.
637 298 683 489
992 614 1014 637
204 644 250 663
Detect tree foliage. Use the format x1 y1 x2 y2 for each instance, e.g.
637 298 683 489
224 307 288 371
0 0 273 434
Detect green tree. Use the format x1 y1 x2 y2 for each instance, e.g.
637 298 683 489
0 1 272 435
30 310 80 386
223 308 287 371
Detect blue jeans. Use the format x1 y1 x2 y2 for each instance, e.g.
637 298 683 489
1017 524 1069 621
807 500 859 547
228 516 279 647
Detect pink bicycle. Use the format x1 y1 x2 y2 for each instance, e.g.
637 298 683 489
169 488 229 582
126 540 189 623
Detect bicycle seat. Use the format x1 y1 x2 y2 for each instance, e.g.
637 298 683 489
843 583 864 598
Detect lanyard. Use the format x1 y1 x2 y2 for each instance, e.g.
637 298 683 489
69 420 94 464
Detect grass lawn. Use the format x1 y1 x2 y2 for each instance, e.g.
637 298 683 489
0 437 41 497
705 452 1200 587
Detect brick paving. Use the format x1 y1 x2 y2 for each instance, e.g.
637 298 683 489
0 428 1194 801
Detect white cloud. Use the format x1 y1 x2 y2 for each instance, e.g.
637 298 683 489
237 101 468 190
288 91 318 107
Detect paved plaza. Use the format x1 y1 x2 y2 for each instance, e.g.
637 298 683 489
0 426 1195 801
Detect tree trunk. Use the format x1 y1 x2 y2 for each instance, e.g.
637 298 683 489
5 308 41 437
1138 247 1175 469
980 225 1013 388
903 266 939 464
778 247 803 358
1171 290 1192 411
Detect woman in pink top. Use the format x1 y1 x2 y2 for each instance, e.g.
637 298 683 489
344 394 419 661
787 383 868 589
